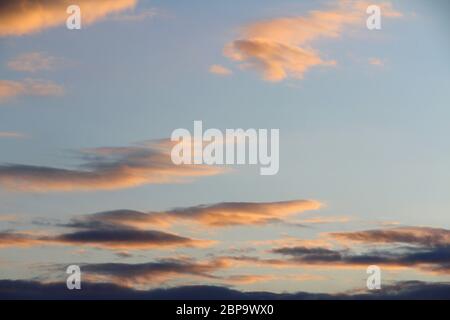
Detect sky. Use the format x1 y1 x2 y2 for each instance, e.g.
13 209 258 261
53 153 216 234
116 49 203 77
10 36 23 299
0 0 450 299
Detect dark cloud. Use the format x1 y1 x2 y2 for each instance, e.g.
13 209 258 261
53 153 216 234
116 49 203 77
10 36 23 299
81 258 228 285
0 280 449 300
54 229 203 249
0 142 222 192
270 245 450 273
272 247 343 263
330 227 450 247
0 228 210 250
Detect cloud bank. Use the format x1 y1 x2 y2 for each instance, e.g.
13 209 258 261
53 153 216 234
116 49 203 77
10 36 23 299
1 280 449 300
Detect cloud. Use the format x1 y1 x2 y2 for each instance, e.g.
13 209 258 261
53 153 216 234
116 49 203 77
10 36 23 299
0 231 44 248
224 1 401 81
53 229 210 249
7 52 62 73
288 215 351 226
222 245 450 274
330 227 450 247
223 274 273 285
269 246 450 274
0 140 224 192
0 229 210 250
0 202 217 250
0 199 321 251
81 258 228 286
1 280 449 299
62 256 269 287
368 57 385 66
109 9 157 22
0 79 64 102
67 199 322 228
0 132 27 139
0 0 138 37
218 226 450 274
209 65 232 76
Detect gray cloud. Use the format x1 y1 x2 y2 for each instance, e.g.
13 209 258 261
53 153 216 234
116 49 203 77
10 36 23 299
1 280 449 300
0 141 223 192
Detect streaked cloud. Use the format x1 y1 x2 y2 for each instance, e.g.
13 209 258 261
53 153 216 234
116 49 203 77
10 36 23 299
263 227 450 273
224 1 401 81
63 257 270 287
0 0 138 37
330 227 450 247
290 215 351 226
82 258 228 286
270 245 450 274
0 140 224 192
0 79 64 102
0 231 43 248
209 65 232 76
7 52 62 73
216 226 450 275
67 199 322 228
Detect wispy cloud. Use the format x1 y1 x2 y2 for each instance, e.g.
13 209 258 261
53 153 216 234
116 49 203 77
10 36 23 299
224 0 401 81
0 0 139 37
0 132 27 139
7 52 63 73
0 79 64 103
209 65 232 76
368 57 385 66
109 9 157 22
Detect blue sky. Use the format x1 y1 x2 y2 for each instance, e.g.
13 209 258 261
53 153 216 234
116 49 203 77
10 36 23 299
0 0 449 298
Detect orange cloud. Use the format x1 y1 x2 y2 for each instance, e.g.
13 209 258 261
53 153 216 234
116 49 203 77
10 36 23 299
224 1 401 81
0 140 224 192
72 199 323 228
0 79 64 102
0 231 44 248
0 0 138 37
223 274 273 285
292 215 351 225
368 57 385 66
209 64 232 76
